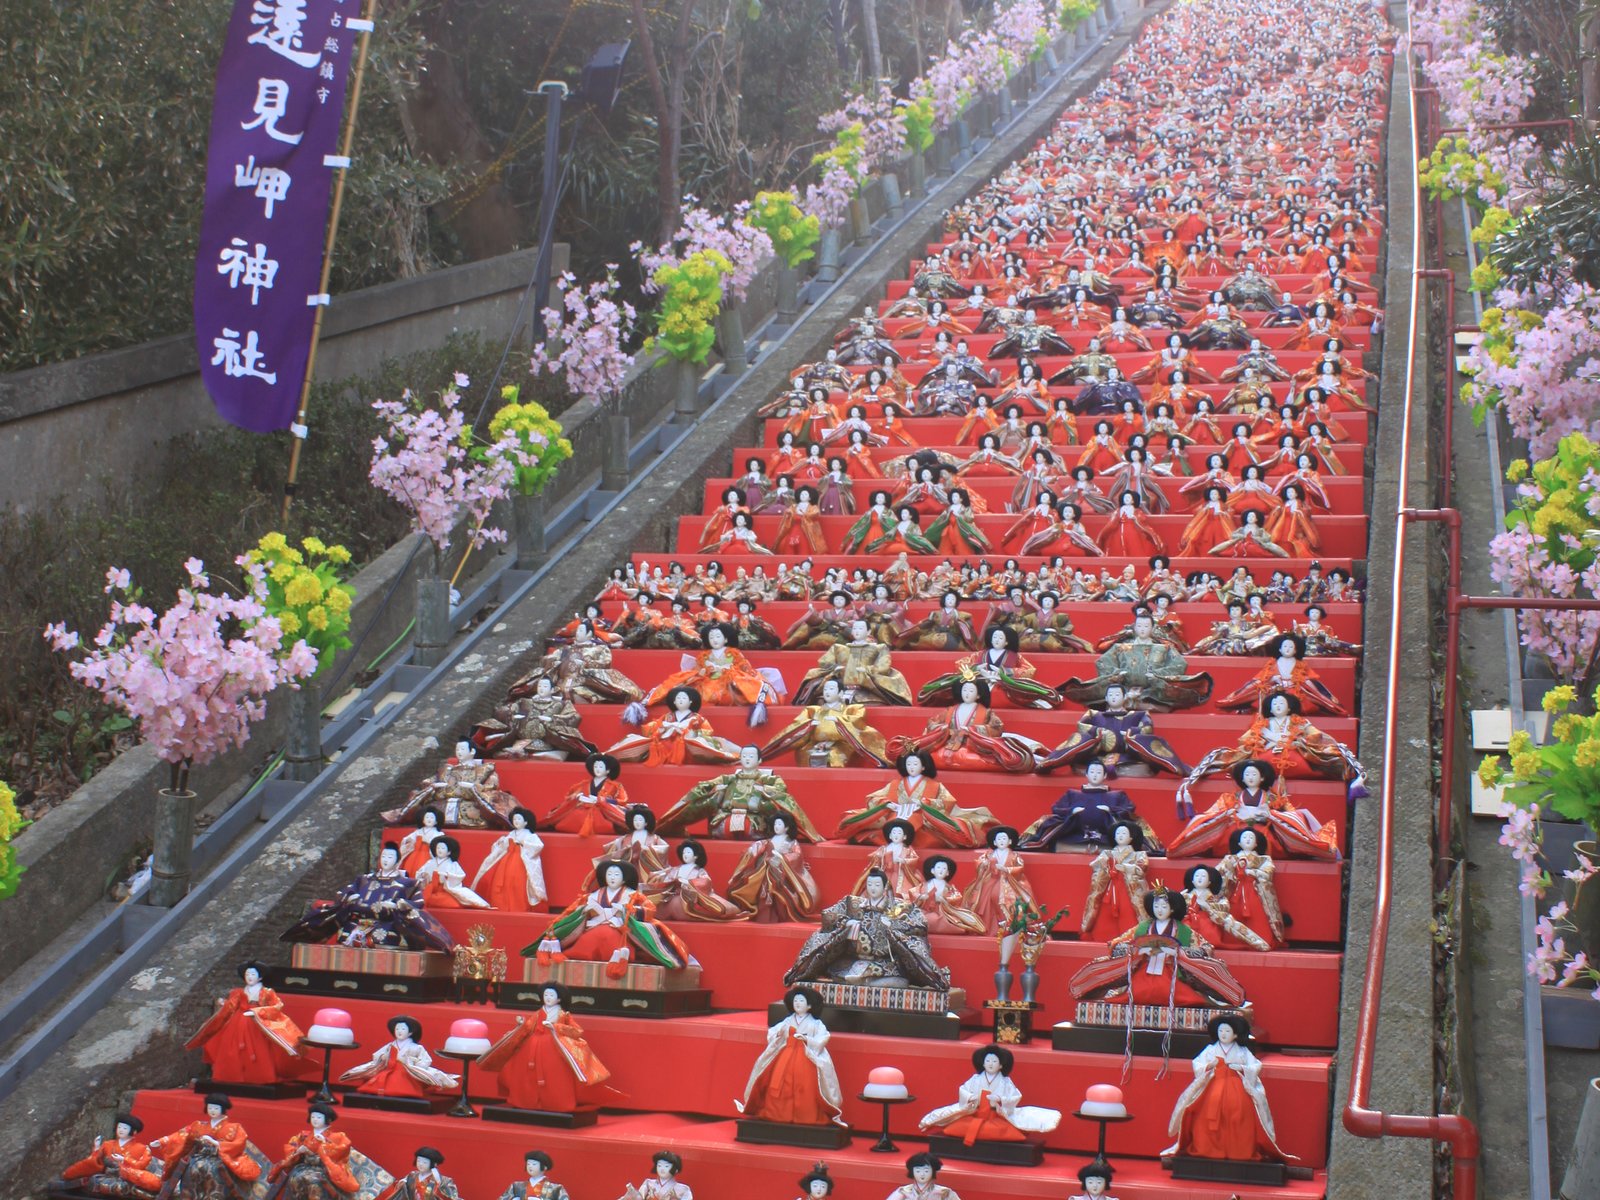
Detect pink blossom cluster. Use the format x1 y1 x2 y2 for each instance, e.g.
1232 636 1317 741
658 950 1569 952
820 85 909 175
912 47 975 130
992 0 1057 62
531 268 638 399
43 562 317 777
1471 285 1600 455
802 165 859 229
369 375 515 554
635 201 774 302
1496 802 1600 996
1488 523 1600 683
908 0 1057 132
1414 0 1535 132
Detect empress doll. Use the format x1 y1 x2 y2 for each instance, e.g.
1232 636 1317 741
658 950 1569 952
643 840 747 921
607 684 743 766
532 860 695 977
543 753 631 837
890 678 1042 773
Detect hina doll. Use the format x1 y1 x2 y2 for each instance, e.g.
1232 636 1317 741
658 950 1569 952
926 491 991 554
511 622 643 705
785 870 951 989
1295 605 1362 656
727 813 820 921
469 676 595 760
383 753 519 829
918 627 1063 709
736 987 847 1127
1265 485 1320 556
888 1152 962 1200
184 960 307 1086
543 753 631 837
793 618 914 705
965 826 1038 933
1176 691 1367 813
844 491 899 553
54 1115 162 1198
729 598 782 650
148 1095 265 1198
1018 592 1095 653
1189 600 1281 656
795 1164 838 1199
479 985 615 1112
383 1148 462 1200
1177 487 1237 555
1096 492 1167 557
618 1151 693 1200
866 506 942 556
1060 610 1213 711
415 836 490 908
498 1151 569 1200
783 590 860 650
1037 685 1189 777
589 805 672 883
1079 821 1155 938
471 807 547 911
775 487 831 554
1220 828 1290 945
855 820 921 902
635 623 783 718
1216 632 1346 715
532 860 695 977
338 1016 459 1097
815 459 857 516
759 679 893 767
1208 508 1290 558
644 839 747 921
1183 864 1271 951
281 844 453 952
1170 758 1339 859
607 684 743 766
915 856 987 935
1067 889 1248 1012
266 1104 377 1200
892 678 1043 773
1071 1163 1117 1200
898 591 978 651
836 750 996 848
700 488 753 549
659 745 822 839
1100 447 1170 515
918 1046 1062 1144
1161 1015 1293 1164
1021 760 1159 852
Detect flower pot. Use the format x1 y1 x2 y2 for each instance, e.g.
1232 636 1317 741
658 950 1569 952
908 150 927 199
674 356 701 418
513 490 549 571
1564 1077 1600 1198
284 681 324 783
932 132 952 176
955 117 973 155
849 196 871 245
718 305 748 375
776 263 800 321
880 172 903 219
414 572 452 668
603 409 632 492
1044 46 1060 71
150 787 198 908
996 88 1014 128
816 227 842 284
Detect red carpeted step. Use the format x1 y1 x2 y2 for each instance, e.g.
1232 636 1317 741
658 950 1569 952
245 1000 1334 1165
631 554 1365 580
128 1093 1327 1200
397 829 1344 946
484 760 1356 853
407 913 1341 1051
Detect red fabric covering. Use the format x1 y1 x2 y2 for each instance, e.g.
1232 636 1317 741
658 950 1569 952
129 1096 1327 1200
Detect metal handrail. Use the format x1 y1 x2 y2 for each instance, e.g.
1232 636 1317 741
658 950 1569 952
1339 10 1482 1194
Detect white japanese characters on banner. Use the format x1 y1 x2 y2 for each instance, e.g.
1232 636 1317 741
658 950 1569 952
194 0 359 431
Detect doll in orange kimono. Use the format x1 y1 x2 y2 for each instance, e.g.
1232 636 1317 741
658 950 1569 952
1177 486 1238 555
634 623 783 721
149 1094 264 1193
1162 1015 1295 1165
607 684 742 766
918 1045 1061 1144
56 1114 163 1197
774 487 832 554
736 986 848 1127
543 753 631 836
184 960 308 1085
478 983 618 1112
890 678 1042 773
1264 485 1321 557
963 825 1039 933
267 1104 364 1200
1097 492 1167 557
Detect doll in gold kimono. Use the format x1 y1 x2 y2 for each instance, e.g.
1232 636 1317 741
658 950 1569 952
793 618 915 706
760 679 893 768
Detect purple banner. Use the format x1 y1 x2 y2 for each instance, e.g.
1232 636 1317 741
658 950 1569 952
194 0 359 432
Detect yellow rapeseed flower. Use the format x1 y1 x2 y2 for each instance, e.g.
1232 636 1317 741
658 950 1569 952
270 563 295 584
284 572 324 607
302 536 327 555
1543 685 1578 714
1508 729 1534 756
1576 740 1600 769
1476 755 1502 787
279 611 303 636
325 544 351 565
1552 715 1579 742
326 586 353 615
306 605 329 631
1505 459 1529 481
1510 751 1540 782
260 531 290 554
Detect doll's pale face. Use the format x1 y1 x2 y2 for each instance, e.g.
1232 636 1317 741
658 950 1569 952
1216 1021 1238 1045
1270 695 1291 717
422 811 440 830
1238 830 1261 853
1083 1176 1108 1196
888 826 907 846
983 1052 1003 1074
771 815 790 837
913 1164 935 1183
541 986 562 1008
673 690 693 714
791 993 810 1016
943 594 958 611
243 966 262 986
960 682 980 704
631 812 650 832
992 831 1012 850
1152 895 1172 920
1190 869 1211 893
309 1111 328 1132
432 841 451 861
931 859 951 881
809 1183 830 1198
535 677 554 698
851 619 870 642
654 1159 675 1181
905 754 925 780
415 1155 433 1173
1086 760 1108 785
864 874 887 900
604 866 625 889
1114 824 1132 847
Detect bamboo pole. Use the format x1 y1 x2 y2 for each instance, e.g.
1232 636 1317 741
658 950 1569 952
281 0 380 524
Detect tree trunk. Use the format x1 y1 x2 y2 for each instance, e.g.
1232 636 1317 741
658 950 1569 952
631 0 697 243
399 35 526 260
830 0 852 72
860 0 883 83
